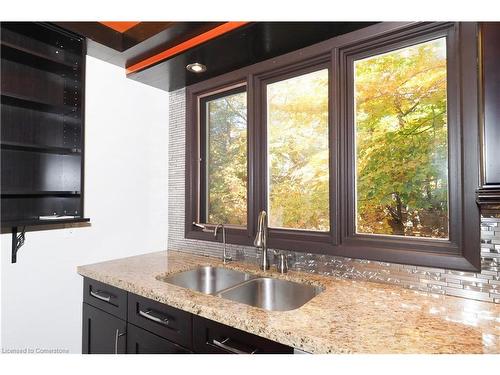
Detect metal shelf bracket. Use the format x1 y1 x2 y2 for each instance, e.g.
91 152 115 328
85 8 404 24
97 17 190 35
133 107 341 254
11 226 26 263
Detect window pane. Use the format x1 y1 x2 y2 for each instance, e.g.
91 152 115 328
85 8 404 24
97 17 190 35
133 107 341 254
354 38 449 239
267 69 329 231
205 90 247 225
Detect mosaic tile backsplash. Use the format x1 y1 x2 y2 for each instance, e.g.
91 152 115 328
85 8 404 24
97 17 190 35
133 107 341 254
168 88 500 304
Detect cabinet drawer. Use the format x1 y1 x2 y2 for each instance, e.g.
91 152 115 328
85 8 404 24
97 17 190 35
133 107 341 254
127 293 192 349
83 278 127 320
193 315 293 354
127 324 191 354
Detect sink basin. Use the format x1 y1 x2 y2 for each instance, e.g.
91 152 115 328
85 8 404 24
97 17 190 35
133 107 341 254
160 266 323 311
161 266 252 295
218 277 323 311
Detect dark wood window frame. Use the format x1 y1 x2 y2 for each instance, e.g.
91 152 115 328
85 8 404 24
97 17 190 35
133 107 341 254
185 22 481 271
254 59 337 251
186 80 255 245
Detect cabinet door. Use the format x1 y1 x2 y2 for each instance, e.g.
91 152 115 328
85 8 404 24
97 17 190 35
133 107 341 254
482 22 500 186
82 303 126 354
193 315 293 354
126 324 190 354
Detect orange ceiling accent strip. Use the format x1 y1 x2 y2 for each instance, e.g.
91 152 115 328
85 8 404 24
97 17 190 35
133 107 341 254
100 22 140 33
126 21 249 74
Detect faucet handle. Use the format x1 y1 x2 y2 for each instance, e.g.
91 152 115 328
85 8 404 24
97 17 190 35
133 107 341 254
192 222 213 233
276 252 288 274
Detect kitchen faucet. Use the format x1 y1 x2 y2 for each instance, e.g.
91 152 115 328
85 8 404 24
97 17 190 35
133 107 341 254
214 223 232 264
193 222 232 263
254 210 270 270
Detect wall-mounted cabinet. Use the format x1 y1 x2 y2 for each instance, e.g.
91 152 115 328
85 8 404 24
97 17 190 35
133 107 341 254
0 22 89 260
477 22 500 205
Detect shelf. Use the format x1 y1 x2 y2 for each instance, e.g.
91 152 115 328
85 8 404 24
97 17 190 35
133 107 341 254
1 141 81 155
1 104 82 127
1 217 90 228
1 191 81 197
1 92 78 115
0 22 82 60
1 41 79 73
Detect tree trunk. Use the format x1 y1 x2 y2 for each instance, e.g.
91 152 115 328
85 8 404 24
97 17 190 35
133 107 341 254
386 193 406 235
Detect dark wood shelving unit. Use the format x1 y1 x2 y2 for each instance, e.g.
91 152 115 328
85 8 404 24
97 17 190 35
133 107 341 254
1 22 88 262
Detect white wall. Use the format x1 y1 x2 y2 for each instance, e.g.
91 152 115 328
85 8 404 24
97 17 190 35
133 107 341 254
0 56 169 353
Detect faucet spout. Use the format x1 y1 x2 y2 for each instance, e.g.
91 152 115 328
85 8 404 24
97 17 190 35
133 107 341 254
254 211 270 270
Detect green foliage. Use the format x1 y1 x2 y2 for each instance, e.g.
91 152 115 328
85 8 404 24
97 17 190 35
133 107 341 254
207 92 247 225
205 38 449 238
355 38 449 238
267 69 329 230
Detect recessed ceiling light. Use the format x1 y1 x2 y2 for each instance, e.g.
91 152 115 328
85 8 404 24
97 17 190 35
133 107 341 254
186 63 207 73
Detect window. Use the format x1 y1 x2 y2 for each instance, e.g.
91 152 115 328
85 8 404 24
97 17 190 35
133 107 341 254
186 22 480 271
266 69 330 231
200 87 247 226
353 38 449 239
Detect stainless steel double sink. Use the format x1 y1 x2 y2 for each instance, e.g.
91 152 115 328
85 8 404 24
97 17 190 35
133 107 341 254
159 266 323 312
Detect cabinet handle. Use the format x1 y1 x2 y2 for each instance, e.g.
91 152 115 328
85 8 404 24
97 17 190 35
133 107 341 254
212 337 258 354
114 329 126 354
90 289 112 303
138 309 170 326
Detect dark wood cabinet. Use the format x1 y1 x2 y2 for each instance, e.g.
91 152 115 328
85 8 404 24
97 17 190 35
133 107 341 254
83 278 128 319
478 22 500 205
193 315 293 354
82 303 126 354
81 277 294 354
127 292 192 348
1 22 89 236
127 323 191 354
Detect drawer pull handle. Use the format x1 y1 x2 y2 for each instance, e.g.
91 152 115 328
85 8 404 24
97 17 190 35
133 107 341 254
212 337 258 354
114 329 126 354
90 290 112 303
138 309 170 326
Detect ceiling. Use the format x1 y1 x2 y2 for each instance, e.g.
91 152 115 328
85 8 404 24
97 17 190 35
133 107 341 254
100 22 140 33
55 21 377 92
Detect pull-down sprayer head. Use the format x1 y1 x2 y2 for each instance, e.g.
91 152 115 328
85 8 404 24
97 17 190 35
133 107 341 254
254 210 269 270
254 211 267 248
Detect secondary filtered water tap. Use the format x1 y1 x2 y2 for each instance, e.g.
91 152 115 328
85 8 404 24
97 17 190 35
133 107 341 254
214 223 232 264
276 252 288 274
193 222 232 264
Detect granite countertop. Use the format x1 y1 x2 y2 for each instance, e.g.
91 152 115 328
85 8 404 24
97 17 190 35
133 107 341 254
77 250 500 354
